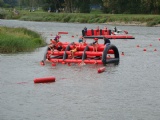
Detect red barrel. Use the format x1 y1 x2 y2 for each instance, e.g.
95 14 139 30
97 67 106 73
34 77 55 83
58 32 68 34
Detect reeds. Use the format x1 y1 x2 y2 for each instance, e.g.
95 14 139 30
19 12 160 26
0 27 46 53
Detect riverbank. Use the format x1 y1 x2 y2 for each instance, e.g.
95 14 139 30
1 9 160 27
107 21 160 27
0 26 46 53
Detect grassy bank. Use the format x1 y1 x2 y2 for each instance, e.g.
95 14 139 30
0 26 46 53
2 9 160 27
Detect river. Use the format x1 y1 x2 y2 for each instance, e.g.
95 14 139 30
0 19 160 120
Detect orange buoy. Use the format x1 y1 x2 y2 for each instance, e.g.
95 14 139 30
40 60 45 66
52 63 56 66
143 48 147 51
121 52 124 56
136 45 140 47
154 48 157 51
61 61 66 64
97 67 106 73
58 32 68 34
34 77 55 83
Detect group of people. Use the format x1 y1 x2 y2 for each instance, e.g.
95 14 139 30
96 26 108 31
90 37 111 52
70 35 111 59
41 34 63 64
47 27 111 62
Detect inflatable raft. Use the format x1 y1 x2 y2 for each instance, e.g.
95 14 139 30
82 29 135 39
42 42 120 66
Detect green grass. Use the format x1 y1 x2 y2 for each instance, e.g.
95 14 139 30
2 9 160 26
90 9 103 14
0 27 46 53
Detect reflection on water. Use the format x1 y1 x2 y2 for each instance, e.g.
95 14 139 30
1 20 160 120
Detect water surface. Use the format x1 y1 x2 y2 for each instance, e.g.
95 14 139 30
0 20 160 120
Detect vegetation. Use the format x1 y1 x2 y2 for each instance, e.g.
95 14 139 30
1 9 160 26
0 0 160 26
0 0 160 53
0 0 160 14
0 26 46 53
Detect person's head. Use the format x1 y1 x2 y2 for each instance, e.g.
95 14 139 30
94 38 98 41
72 42 75 45
56 34 60 39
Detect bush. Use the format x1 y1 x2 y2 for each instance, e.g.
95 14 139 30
62 15 70 22
0 8 6 18
147 19 160 26
98 18 107 23
0 27 45 53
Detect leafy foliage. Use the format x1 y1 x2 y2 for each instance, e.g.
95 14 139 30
1 0 160 14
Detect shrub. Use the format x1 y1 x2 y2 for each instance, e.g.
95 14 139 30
0 8 6 18
0 27 45 53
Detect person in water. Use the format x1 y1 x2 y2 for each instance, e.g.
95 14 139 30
41 39 56 65
56 41 63 51
114 27 117 32
78 36 86 47
48 39 56 53
82 27 87 36
70 42 78 59
84 27 87 32
92 38 99 52
54 34 61 42
103 37 111 45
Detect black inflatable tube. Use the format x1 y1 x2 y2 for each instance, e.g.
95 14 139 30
82 30 85 36
63 42 79 60
63 43 73 60
42 47 49 62
91 29 94 35
82 46 89 61
102 44 119 65
100 29 102 35
83 36 135 39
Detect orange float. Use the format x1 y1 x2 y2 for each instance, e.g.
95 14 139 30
34 77 56 83
58 32 68 34
97 67 106 73
41 31 120 66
